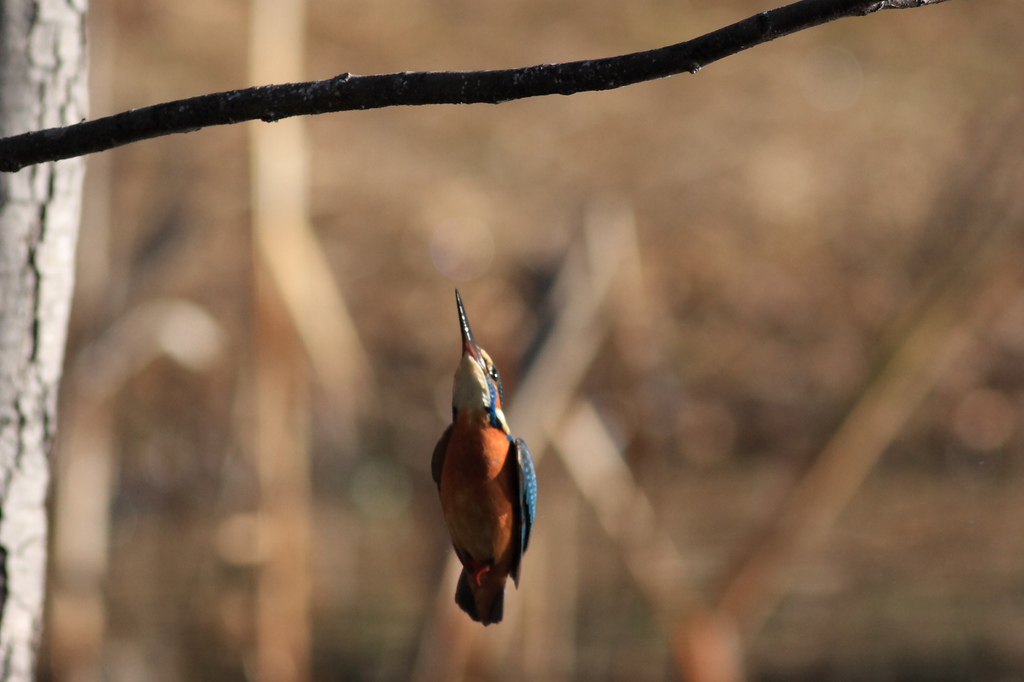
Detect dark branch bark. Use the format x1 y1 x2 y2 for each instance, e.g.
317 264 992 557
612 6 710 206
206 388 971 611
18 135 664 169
0 0 950 172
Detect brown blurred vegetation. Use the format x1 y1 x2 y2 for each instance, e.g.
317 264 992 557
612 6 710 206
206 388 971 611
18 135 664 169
38 0 1024 680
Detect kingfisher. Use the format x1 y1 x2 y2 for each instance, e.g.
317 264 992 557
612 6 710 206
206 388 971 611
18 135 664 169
432 290 537 625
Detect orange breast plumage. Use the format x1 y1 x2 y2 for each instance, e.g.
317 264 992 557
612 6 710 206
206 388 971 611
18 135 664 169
439 412 515 564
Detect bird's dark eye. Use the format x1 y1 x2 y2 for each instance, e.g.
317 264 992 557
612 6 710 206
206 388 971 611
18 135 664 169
488 364 505 404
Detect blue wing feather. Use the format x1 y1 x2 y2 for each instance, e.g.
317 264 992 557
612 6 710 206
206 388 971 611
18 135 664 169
515 437 537 558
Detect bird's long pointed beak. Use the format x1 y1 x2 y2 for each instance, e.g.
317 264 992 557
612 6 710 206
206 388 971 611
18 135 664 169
455 290 482 362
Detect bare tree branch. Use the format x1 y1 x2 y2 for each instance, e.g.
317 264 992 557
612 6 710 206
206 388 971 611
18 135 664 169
0 0 950 172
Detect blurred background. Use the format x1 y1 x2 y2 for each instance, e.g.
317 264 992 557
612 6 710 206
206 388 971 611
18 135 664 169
37 0 1024 680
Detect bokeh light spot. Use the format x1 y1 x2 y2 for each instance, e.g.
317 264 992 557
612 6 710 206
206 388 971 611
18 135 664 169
429 217 495 282
348 460 413 520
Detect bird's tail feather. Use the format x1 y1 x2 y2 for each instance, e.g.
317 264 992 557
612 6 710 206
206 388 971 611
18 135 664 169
455 569 504 625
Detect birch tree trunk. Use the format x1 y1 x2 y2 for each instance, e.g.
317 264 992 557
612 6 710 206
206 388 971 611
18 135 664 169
0 0 87 678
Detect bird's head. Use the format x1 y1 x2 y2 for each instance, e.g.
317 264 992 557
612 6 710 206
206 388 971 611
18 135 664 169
452 290 510 433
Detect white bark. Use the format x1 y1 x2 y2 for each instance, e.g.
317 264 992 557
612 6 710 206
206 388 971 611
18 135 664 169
0 0 87 678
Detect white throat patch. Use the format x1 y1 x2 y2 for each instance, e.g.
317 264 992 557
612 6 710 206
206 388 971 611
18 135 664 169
452 354 491 413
